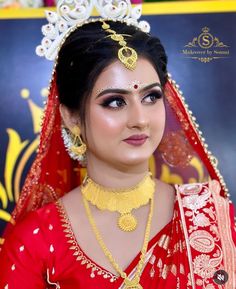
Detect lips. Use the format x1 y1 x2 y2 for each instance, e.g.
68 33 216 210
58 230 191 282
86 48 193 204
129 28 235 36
123 134 149 146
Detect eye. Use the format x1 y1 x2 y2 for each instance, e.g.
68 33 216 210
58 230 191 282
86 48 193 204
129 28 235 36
100 96 126 109
142 90 163 104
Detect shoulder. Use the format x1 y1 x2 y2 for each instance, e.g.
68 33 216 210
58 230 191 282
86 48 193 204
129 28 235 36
0 205 54 268
154 180 176 218
18 201 58 230
3 202 59 249
155 179 175 199
0 203 62 287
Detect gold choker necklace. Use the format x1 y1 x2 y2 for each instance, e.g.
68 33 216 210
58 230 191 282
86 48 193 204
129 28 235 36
81 173 155 232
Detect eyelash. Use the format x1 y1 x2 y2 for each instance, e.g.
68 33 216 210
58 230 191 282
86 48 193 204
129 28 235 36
100 90 163 110
101 96 126 109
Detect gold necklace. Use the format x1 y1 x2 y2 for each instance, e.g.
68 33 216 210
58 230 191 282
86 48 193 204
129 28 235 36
81 173 155 232
82 195 154 289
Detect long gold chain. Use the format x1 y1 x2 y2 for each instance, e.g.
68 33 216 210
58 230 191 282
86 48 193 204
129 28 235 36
81 173 155 232
82 195 154 289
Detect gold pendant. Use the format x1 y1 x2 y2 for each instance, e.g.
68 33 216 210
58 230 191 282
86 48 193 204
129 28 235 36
118 47 137 71
118 213 137 232
124 277 143 289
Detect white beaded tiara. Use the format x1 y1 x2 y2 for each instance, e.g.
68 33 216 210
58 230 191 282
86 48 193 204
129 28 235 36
36 0 150 61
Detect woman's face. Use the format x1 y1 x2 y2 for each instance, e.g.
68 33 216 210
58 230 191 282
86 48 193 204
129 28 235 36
84 57 166 169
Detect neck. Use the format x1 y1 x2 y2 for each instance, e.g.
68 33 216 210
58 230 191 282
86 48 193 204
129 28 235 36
86 154 149 189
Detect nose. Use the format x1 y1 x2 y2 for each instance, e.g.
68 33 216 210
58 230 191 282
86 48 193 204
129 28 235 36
127 101 148 130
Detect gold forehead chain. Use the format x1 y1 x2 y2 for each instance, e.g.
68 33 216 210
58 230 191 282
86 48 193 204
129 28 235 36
101 20 138 71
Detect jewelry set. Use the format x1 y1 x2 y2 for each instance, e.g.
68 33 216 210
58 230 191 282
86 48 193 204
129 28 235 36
38 1 154 288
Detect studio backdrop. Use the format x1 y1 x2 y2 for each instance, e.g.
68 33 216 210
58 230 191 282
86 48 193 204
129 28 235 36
0 1 236 240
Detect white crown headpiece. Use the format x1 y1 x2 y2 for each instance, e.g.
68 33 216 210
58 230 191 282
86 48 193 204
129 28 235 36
36 0 150 61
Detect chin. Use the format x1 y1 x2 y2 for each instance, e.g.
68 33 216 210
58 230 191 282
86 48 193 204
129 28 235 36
118 152 152 167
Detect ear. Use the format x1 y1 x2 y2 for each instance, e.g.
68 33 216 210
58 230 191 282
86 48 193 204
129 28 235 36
59 104 81 131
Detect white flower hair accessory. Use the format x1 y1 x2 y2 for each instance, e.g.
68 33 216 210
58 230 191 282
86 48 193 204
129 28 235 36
36 0 150 61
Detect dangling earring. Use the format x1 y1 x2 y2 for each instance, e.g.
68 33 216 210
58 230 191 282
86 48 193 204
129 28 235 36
61 126 87 165
70 126 87 155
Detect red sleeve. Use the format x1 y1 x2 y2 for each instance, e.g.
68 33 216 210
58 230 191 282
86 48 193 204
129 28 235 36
0 212 49 289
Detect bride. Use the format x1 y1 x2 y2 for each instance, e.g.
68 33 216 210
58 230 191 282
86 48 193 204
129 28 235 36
0 1 235 289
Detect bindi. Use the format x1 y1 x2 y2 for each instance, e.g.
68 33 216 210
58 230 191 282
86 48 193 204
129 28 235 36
129 80 141 90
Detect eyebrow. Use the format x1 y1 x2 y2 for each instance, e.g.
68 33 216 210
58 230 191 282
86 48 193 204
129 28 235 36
96 82 162 99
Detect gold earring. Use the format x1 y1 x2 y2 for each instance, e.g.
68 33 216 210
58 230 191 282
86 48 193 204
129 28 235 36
70 126 87 155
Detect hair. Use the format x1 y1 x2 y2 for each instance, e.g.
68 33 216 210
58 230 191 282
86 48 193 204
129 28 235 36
56 20 168 125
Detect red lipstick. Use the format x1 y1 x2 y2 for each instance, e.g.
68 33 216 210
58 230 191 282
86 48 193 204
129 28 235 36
123 134 148 146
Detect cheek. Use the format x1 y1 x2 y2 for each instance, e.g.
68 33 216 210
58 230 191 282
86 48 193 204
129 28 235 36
86 107 125 138
151 101 166 132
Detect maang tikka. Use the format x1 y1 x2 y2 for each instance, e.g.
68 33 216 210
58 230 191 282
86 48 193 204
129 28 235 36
101 20 138 71
61 126 87 164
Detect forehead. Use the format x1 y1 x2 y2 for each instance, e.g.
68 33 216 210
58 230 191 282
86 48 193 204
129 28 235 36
92 57 160 94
